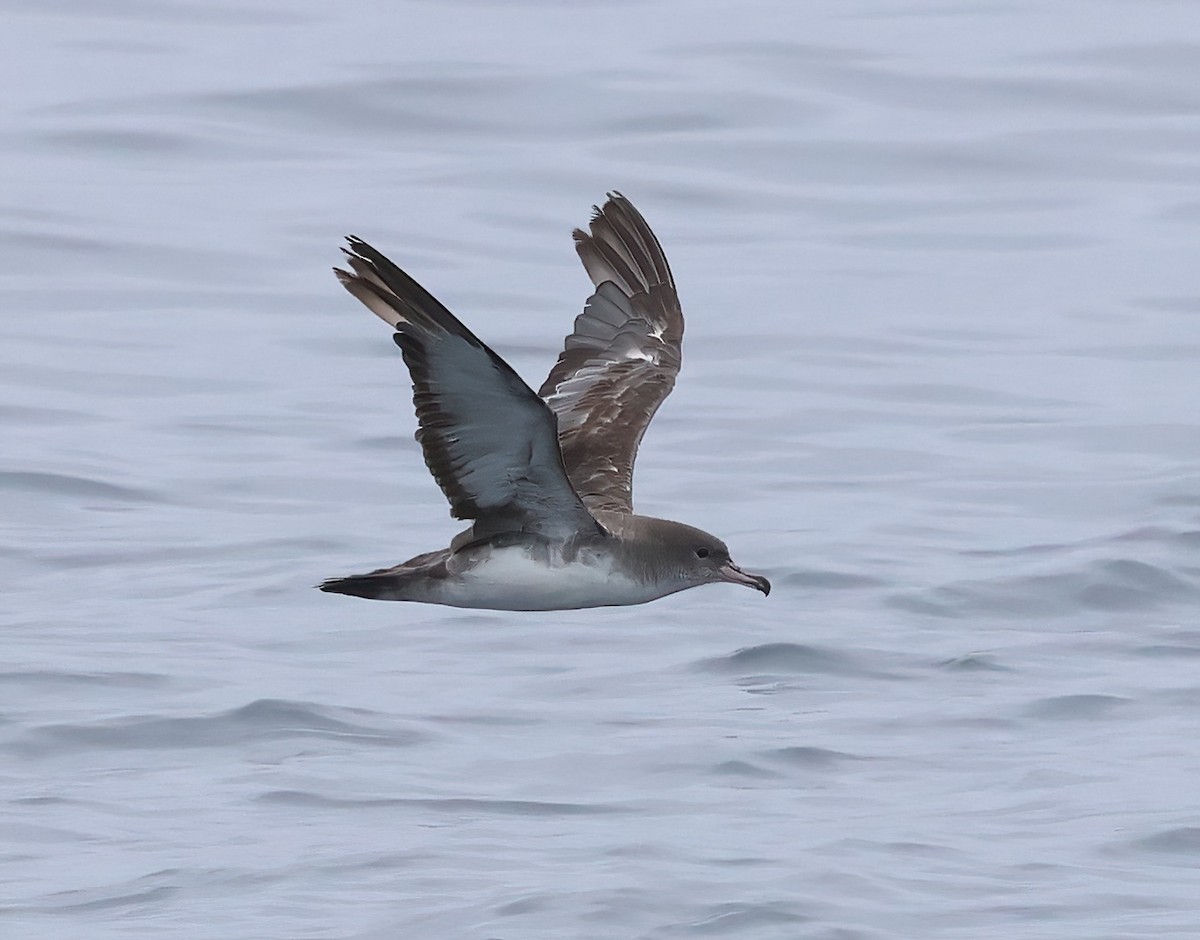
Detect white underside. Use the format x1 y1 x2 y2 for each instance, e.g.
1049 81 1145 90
433 545 676 611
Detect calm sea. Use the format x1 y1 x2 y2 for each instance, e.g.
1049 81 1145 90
2 1 1199 937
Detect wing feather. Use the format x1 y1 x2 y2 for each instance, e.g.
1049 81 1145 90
537 194 684 514
336 238 601 543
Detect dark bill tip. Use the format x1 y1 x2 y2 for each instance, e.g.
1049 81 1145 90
720 562 771 597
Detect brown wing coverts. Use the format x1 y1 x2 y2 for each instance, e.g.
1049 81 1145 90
537 193 684 514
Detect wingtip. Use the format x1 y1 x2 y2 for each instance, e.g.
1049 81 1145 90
585 191 629 225
343 235 384 267
337 237 372 274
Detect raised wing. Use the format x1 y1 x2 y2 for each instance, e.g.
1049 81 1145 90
537 193 683 514
336 237 602 543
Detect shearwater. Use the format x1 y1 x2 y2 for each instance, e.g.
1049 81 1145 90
319 193 770 610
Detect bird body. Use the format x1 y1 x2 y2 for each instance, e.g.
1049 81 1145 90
323 512 765 610
322 539 650 611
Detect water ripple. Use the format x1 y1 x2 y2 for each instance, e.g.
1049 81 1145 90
1023 694 1131 721
760 745 867 769
662 901 813 935
695 642 871 677
257 790 626 817
7 699 421 756
0 670 168 689
0 470 158 504
891 557 1199 618
1130 827 1200 857
937 653 1013 672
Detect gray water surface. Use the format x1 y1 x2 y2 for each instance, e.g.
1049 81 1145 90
3 1 1200 937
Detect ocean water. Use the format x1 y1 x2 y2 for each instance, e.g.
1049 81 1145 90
3 1 1200 937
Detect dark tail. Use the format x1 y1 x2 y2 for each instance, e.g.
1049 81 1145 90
317 574 397 600
318 550 449 602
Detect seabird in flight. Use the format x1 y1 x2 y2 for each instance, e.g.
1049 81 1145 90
319 193 770 610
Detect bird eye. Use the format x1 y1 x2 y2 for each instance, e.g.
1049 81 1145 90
695 547 710 559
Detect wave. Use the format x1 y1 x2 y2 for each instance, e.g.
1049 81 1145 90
7 698 422 757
